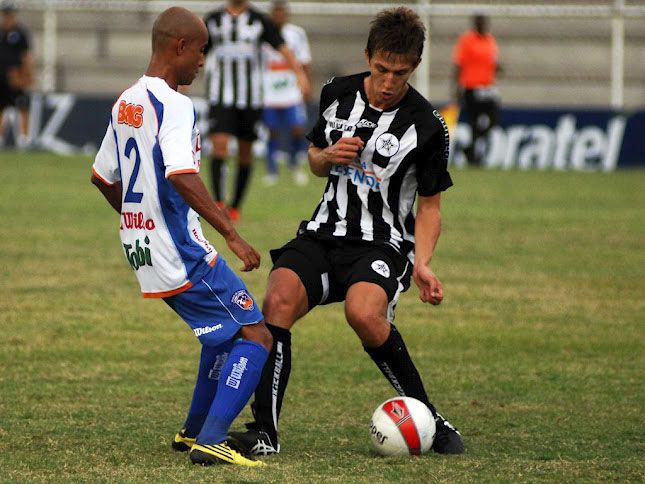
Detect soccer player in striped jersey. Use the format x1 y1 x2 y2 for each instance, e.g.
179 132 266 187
229 7 465 456
204 0 310 221
91 7 272 467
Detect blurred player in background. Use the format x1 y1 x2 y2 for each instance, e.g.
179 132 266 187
453 14 501 166
91 7 272 467
229 7 465 456
262 0 312 187
0 0 32 148
204 0 310 222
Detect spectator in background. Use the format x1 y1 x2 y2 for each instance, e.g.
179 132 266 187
453 14 501 167
204 0 310 222
0 0 33 148
262 0 312 187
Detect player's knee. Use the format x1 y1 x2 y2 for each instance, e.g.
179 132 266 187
345 299 389 332
241 322 273 352
255 324 273 352
263 288 296 322
345 307 381 331
262 289 300 329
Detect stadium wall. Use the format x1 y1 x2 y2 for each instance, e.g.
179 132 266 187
7 93 643 170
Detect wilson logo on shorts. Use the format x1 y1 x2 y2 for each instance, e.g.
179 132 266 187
371 260 391 278
232 290 254 311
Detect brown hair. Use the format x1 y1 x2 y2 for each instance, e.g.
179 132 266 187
366 7 425 64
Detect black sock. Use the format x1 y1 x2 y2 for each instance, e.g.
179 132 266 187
231 165 251 209
364 324 437 417
251 324 292 443
211 157 225 201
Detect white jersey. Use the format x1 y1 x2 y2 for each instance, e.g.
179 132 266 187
263 23 311 108
92 76 217 298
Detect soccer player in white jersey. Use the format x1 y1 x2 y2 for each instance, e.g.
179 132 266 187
229 7 465 456
262 0 312 186
90 7 271 468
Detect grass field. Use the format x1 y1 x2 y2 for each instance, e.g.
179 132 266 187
0 152 643 482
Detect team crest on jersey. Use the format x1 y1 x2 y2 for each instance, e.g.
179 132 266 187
375 133 400 157
232 290 254 311
371 260 391 278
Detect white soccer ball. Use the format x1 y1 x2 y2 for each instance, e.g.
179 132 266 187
369 396 436 456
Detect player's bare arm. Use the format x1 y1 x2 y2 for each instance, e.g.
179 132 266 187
308 137 365 177
277 43 311 99
169 173 261 272
91 174 122 214
412 193 443 305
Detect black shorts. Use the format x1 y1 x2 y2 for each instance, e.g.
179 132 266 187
208 104 262 141
462 88 500 129
0 85 29 111
270 234 413 321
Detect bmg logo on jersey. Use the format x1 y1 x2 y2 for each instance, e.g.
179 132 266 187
117 100 144 128
232 290 254 311
123 236 153 271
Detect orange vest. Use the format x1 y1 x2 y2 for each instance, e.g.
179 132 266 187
453 31 498 89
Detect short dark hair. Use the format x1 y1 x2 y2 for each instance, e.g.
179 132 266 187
366 7 425 63
1 0 17 13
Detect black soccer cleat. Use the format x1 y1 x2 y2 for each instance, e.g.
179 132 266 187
432 414 465 454
228 423 280 456
171 428 196 452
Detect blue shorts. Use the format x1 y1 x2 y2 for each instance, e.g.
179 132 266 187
164 257 263 347
263 104 307 130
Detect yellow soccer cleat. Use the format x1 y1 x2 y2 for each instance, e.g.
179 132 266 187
190 442 266 467
171 429 196 452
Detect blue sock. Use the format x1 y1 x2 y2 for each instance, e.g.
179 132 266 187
288 136 307 169
266 138 279 176
196 340 269 445
183 341 233 437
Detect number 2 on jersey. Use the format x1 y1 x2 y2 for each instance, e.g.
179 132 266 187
124 137 143 203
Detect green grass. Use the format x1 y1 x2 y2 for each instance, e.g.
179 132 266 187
0 152 643 482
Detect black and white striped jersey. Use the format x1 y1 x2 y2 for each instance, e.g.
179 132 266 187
204 6 284 109
304 72 453 262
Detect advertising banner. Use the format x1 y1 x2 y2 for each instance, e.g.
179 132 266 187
445 105 644 171
4 92 643 170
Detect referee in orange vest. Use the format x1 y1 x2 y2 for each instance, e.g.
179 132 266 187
453 14 502 166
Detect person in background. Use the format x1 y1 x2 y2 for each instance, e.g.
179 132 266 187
204 0 310 222
452 14 501 167
0 0 33 148
262 0 312 187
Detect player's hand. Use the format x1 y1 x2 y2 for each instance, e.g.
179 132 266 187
225 232 261 272
325 137 364 165
412 264 443 305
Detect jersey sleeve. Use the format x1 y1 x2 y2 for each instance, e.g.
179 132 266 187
260 14 285 49
158 97 198 178
416 111 453 197
305 79 336 148
92 117 121 186
294 27 312 65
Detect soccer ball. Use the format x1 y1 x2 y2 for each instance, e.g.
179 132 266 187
369 397 436 456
